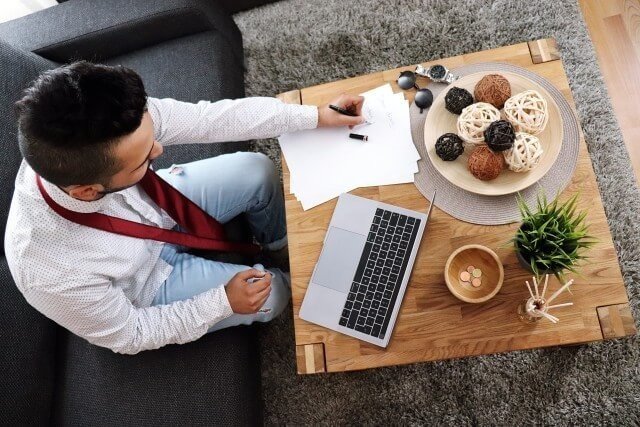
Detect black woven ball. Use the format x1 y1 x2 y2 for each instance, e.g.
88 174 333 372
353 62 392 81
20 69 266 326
445 87 474 114
484 120 515 152
435 133 465 161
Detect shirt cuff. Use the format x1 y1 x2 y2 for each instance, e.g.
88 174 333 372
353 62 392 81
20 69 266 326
285 103 318 131
196 285 234 327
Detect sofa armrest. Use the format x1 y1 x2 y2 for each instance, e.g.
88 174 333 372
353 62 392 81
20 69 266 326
0 0 243 67
52 326 263 425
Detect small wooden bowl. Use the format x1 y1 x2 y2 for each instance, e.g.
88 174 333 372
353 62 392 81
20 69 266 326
444 244 504 303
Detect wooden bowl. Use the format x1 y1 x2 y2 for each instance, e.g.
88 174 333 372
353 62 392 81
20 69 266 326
424 71 563 196
444 244 504 303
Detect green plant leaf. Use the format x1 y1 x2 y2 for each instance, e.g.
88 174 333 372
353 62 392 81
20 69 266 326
511 188 593 281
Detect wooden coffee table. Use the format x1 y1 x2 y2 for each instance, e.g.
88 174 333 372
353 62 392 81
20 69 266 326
277 39 636 374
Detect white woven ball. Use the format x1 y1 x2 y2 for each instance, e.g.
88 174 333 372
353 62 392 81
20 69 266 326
503 132 544 172
456 102 501 145
503 90 549 135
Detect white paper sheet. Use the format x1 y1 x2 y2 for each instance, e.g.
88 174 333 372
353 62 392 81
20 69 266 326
279 84 420 210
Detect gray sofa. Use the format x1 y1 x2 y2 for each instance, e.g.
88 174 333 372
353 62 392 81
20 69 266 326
0 0 278 424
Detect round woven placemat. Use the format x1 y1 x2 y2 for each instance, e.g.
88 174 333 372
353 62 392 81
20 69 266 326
409 62 580 225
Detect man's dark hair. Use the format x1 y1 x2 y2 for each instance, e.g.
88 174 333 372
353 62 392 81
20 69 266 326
15 61 147 187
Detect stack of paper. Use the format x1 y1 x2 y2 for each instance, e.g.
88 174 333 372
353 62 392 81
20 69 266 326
278 84 420 210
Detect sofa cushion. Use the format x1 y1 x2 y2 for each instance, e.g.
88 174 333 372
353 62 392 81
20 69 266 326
105 30 249 170
0 41 58 425
52 326 263 426
0 0 244 70
0 258 58 425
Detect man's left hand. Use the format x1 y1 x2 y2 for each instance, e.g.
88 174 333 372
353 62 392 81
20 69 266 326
317 94 365 129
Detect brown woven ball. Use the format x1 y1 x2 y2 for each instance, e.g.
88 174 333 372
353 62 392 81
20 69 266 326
468 145 505 180
474 74 512 109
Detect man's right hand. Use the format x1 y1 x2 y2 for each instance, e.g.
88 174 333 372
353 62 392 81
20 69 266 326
225 269 272 314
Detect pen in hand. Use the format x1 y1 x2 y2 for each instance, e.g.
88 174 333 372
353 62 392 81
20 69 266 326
329 104 358 117
329 104 372 126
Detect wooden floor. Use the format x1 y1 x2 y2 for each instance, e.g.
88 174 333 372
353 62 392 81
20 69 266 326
579 0 640 185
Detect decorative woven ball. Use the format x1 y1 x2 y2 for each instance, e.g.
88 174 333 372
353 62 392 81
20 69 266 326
474 74 512 109
468 145 504 180
503 90 549 135
456 102 501 145
503 132 544 172
435 133 465 161
445 87 474 114
484 120 515 152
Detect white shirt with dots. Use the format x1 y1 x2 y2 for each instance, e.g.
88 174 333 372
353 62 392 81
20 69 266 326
5 97 317 354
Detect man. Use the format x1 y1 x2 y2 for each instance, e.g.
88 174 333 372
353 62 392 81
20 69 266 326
5 61 364 355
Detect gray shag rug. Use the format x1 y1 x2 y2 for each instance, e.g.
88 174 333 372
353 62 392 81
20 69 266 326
234 1 640 425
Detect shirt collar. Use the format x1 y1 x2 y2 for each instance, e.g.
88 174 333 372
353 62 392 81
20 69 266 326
39 176 115 214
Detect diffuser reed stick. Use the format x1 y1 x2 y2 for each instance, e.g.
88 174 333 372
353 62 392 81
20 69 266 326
518 275 575 324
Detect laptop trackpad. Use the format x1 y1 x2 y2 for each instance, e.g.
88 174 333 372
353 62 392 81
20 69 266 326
312 227 366 294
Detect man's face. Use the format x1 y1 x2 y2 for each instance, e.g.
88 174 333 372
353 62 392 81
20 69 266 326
105 112 163 192
67 112 163 201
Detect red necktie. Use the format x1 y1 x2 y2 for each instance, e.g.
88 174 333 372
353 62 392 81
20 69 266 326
35 168 260 255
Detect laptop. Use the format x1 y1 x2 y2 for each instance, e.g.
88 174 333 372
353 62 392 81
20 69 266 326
299 191 435 348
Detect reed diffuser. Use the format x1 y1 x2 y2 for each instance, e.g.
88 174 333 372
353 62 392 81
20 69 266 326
517 274 574 324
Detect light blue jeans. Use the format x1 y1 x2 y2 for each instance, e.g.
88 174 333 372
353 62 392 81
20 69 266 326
151 152 290 331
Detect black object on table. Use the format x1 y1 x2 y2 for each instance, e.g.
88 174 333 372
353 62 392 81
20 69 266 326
397 70 434 113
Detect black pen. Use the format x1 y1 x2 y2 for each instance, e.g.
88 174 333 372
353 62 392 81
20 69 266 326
329 104 358 117
329 104 373 127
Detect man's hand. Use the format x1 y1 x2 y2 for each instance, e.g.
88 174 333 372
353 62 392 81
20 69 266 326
225 269 272 314
317 93 365 129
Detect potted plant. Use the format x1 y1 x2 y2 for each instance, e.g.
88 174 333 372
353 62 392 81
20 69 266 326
513 192 596 281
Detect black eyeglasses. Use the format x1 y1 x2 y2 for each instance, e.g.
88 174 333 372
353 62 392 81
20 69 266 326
397 71 433 113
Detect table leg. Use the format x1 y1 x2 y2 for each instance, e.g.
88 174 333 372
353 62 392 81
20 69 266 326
296 343 326 374
597 303 637 339
528 38 561 63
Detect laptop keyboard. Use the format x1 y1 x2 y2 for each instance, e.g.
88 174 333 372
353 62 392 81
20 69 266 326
338 208 421 340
